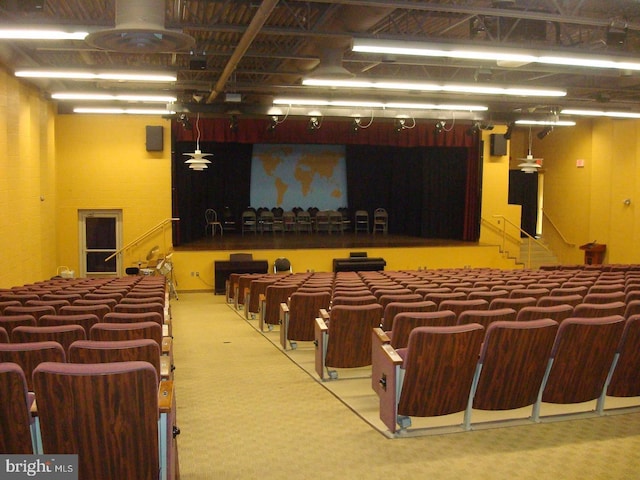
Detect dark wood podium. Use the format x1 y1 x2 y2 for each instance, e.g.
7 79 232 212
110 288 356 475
580 243 606 265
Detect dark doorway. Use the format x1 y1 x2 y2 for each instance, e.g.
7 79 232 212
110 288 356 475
508 170 538 237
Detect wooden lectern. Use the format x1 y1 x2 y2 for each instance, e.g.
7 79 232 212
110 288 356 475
580 242 606 265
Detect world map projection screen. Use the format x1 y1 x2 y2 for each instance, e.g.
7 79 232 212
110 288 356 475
250 144 348 210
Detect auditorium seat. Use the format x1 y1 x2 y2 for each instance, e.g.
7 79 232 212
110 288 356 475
372 310 457 396
259 284 300 332
509 288 550 301
331 294 378 306
245 277 278 320
3 304 56 323
489 297 538 313
0 341 66 391
0 327 7 343
438 299 489 320
377 324 484 434
456 308 518 328
601 315 640 404
11 325 86 355
533 315 625 421
464 319 559 429
0 362 34 454
279 291 331 350
467 289 510 302
33 361 178 480
0 314 36 336
60 304 111 323
68 338 167 380
90 321 163 347
38 314 100 336
314 303 383 380
536 294 583 308
515 305 574 323
423 291 467 307
582 291 626 305
571 302 626 318
378 293 424 315
380 300 437 331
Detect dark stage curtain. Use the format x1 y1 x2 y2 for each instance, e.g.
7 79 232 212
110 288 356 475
172 118 481 244
172 142 252 245
509 170 539 237
346 146 480 240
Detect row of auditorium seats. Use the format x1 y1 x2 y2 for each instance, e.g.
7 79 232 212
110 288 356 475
227 265 640 434
0 274 179 479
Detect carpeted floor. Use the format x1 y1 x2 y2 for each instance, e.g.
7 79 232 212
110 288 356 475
172 293 640 479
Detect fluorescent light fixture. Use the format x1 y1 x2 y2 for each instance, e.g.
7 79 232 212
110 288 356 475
273 97 487 112
515 119 576 126
15 70 177 82
73 107 175 115
303 78 565 97
0 28 88 40
561 109 640 119
352 38 640 72
52 93 177 102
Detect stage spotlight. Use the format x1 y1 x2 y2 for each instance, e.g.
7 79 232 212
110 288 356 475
177 113 192 130
434 120 446 134
537 126 553 139
307 116 321 131
267 115 278 132
466 122 480 136
504 122 515 140
394 118 406 132
352 117 361 132
229 115 238 132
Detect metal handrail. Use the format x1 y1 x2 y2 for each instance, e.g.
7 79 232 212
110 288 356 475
491 214 552 268
542 210 576 247
105 218 179 262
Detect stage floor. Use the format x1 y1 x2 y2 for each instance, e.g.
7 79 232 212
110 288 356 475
176 231 474 251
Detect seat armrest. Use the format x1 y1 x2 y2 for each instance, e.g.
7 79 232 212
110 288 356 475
315 316 328 332
160 356 171 379
381 343 403 365
162 336 172 356
373 327 391 344
279 302 290 350
319 309 329 322
158 380 174 413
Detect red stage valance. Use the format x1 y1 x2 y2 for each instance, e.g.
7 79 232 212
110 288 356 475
172 117 476 148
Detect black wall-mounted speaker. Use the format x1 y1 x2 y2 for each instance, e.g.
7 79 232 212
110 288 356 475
490 133 507 156
146 126 163 151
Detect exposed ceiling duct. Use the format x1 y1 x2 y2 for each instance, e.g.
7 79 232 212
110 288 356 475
306 48 354 80
85 0 195 54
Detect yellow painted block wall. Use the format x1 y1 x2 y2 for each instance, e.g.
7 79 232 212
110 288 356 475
173 244 519 292
479 127 522 258
534 118 640 265
0 71 57 288
55 115 173 275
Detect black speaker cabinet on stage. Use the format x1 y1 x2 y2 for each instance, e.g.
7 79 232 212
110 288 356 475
146 125 164 151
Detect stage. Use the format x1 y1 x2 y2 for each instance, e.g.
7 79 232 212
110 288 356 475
175 231 473 252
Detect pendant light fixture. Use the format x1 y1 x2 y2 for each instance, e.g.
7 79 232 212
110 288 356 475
183 113 212 171
518 127 543 173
